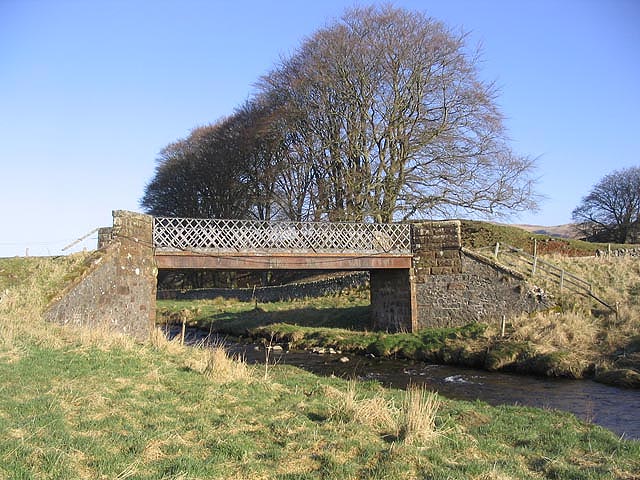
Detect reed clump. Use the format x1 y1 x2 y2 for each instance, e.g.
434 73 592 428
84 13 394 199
328 380 397 433
398 385 442 446
329 381 443 446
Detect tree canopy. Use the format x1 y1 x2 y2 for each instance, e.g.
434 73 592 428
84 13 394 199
142 5 538 223
572 166 640 244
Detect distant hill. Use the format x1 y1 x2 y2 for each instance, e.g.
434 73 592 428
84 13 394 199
459 220 610 256
511 223 582 239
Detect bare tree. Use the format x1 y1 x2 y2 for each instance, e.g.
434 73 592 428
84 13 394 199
572 166 640 243
232 99 287 221
259 5 537 222
141 121 255 219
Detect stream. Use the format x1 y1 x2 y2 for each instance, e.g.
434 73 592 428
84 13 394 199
175 328 640 440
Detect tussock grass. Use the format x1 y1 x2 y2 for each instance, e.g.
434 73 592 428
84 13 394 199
328 381 397 433
328 381 445 447
508 311 600 354
152 329 254 384
202 344 253 383
398 385 442 446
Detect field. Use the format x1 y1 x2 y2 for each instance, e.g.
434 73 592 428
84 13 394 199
1 253 639 479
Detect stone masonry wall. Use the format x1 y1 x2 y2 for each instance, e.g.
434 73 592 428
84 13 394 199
157 272 368 303
414 250 546 328
370 269 415 332
45 211 157 340
411 220 546 329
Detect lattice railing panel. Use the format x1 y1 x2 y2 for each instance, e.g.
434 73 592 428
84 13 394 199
153 217 411 254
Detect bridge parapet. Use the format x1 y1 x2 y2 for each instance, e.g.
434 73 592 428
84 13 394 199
153 217 411 255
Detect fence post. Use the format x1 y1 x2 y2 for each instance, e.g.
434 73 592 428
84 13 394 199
560 269 565 292
531 238 538 277
494 242 500 260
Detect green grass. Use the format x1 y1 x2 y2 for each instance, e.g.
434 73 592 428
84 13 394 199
157 296 489 360
157 291 371 334
158 296 606 378
1 341 638 479
1 255 639 478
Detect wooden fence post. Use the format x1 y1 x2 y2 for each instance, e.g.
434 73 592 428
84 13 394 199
531 238 538 277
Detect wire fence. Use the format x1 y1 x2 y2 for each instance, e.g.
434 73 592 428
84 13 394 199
474 241 617 314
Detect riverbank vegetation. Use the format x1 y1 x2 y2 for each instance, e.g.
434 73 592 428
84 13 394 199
2 256 640 478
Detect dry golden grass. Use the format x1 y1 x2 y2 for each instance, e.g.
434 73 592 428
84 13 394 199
508 311 600 354
328 381 444 446
0 256 78 353
398 385 442 446
543 253 639 309
0 255 147 355
0 255 110 346
502 254 640 363
328 380 397 433
204 345 253 382
179 339 255 384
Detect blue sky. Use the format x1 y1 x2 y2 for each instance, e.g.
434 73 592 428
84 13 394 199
1 0 639 257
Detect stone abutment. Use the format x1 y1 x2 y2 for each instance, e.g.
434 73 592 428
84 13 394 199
45 211 157 340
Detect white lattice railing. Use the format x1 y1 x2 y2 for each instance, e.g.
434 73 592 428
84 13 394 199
153 217 411 254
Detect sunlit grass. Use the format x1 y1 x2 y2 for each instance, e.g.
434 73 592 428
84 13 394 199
1 255 639 478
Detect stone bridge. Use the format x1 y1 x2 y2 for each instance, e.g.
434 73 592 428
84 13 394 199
46 211 545 340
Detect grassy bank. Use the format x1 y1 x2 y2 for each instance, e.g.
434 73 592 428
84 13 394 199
2 255 640 478
4 339 639 479
157 294 492 366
